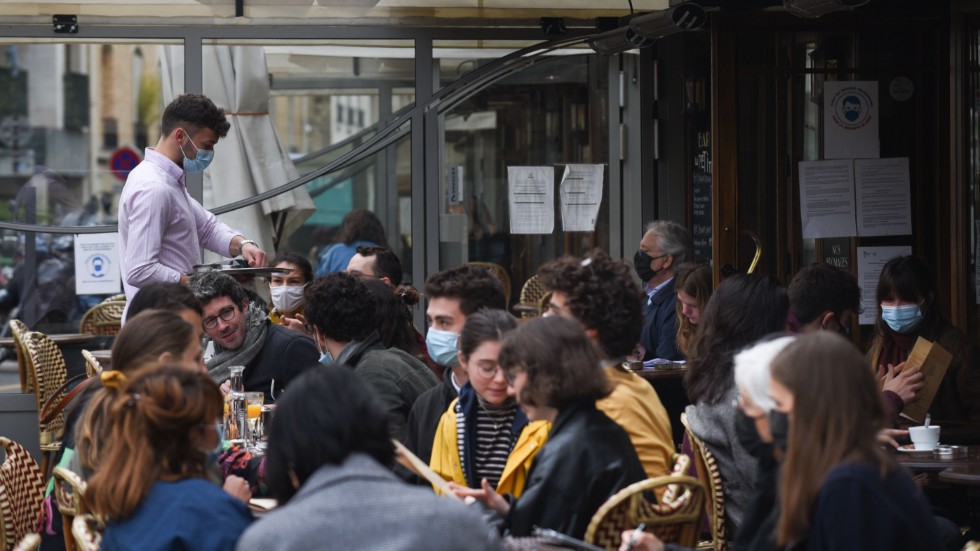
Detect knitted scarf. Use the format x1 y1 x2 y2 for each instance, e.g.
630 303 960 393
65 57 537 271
207 303 269 384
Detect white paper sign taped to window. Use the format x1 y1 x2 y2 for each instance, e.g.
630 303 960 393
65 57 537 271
74 233 122 295
559 164 603 232
508 166 554 235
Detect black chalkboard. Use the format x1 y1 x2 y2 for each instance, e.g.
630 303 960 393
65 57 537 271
692 126 712 260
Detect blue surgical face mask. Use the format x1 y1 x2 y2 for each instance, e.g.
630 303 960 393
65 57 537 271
881 303 923 334
319 351 333 365
426 328 460 367
179 129 214 173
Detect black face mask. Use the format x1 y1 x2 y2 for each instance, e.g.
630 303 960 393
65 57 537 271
769 410 790 453
633 249 658 282
735 410 772 459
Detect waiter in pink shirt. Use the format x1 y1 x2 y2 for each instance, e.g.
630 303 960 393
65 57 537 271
119 93 267 318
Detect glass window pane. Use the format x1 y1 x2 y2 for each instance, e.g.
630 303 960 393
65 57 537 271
203 39 415 283
0 40 179 332
435 40 609 306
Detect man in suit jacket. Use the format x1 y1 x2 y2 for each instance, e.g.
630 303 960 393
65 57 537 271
635 220 693 361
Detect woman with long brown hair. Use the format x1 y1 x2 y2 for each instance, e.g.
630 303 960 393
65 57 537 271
86 366 252 550
673 260 712 359
684 274 788 534
770 331 940 550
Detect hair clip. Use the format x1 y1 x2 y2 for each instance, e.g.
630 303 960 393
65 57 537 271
126 392 141 408
580 257 593 267
101 370 129 389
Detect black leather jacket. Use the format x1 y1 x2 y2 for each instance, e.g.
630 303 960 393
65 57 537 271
505 400 647 539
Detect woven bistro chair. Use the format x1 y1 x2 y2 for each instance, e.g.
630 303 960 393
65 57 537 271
52 467 87 551
11 533 40 551
584 472 706 550
70 515 103 551
0 436 46 551
515 275 548 319
680 413 727 551
7 320 35 395
20 332 69 479
80 350 103 378
78 300 125 336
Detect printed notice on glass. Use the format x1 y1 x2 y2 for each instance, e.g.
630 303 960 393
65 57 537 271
854 157 912 237
824 81 880 160
559 164 603 232
857 245 911 325
799 159 857 239
74 233 122 295
447 165 464 207
508 166 554 234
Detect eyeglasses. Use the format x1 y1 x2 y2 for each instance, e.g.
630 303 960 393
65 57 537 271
202 306 238 330
475 363 502 378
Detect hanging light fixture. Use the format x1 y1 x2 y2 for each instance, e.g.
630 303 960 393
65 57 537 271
588 27 656 55
783 0 870 18
629 3 707 40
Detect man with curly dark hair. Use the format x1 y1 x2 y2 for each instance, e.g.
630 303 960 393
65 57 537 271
119 93 267 319
536 250 674 480
304 272 438 442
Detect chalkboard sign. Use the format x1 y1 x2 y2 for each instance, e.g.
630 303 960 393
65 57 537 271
692 126 712 260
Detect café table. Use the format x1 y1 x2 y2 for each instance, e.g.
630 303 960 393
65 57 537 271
938 466 980 486
0 333 97 349
1 332 107 383
894 446 980 472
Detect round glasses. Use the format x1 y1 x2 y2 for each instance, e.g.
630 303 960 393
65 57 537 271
202 306 238 330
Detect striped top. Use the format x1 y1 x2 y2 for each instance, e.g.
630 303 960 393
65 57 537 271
456 398 517 489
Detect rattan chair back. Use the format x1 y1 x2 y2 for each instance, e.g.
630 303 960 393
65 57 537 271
585 472 706 550
0 437 45 551
680 413 727 551
70 515 103 551
78 300 125 336
7 320 34 395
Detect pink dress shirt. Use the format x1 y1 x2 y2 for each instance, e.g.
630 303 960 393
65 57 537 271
118 148 240 310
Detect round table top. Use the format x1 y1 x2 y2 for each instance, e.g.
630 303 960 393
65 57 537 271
894 445 980 472
632 366 688 381
0 333 97 348
938 466 980 486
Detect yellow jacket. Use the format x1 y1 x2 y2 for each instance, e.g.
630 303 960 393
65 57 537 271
596 365 675 480
429 397 550 498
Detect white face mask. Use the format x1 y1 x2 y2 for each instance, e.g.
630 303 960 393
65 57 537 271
270 284 306 314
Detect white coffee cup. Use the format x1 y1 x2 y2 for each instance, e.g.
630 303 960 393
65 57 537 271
909 425 941 451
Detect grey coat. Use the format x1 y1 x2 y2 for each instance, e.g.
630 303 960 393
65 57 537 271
685 385 758 535
236 453 502 551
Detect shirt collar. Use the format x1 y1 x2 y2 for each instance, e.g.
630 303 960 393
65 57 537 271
646 276 674 298
144 148 186 188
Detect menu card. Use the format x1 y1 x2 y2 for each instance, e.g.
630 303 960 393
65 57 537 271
900 337 953 424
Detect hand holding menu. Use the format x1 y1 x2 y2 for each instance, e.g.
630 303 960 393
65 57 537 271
899 337 953 424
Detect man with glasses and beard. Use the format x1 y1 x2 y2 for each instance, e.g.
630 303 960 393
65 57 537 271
189 271 319 402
